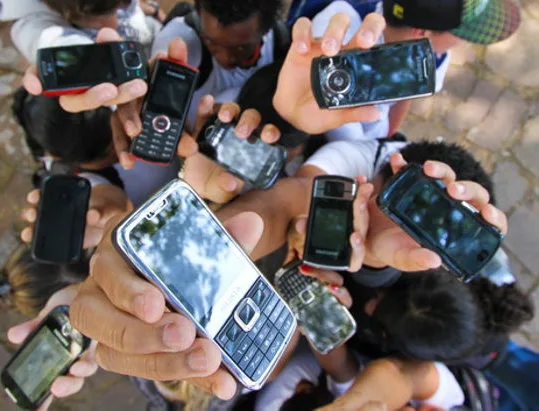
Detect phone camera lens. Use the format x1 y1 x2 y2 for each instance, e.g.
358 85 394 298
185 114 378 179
324 181 345 197
123 51 142 69
326 69 351 94
61 323 72 337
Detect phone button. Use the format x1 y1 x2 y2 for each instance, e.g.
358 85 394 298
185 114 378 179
239 345 257 370
252 357 270 381
232 336 252 364
226 323 242 342
152 115 171 133
299 289 315 305
246 350 265 378
266 333 284 360
262 327 279 352
234 298 260 332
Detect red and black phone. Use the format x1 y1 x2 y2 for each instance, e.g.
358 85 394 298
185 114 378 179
37 41 148 96
131 58 199 164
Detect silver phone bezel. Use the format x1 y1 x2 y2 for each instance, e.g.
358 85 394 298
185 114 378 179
113 179 296 390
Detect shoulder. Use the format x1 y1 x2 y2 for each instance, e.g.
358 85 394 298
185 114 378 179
151 16 202 66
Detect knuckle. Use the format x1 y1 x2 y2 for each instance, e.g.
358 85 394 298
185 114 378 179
110 323 131 351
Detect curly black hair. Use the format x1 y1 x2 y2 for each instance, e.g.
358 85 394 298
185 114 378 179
469 277 535 335
195 0 283 32
42 0 130 19
379 140 496 206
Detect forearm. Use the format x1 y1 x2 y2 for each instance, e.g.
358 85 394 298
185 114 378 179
217 177 312 261
313 345 360 383
388 100 412 136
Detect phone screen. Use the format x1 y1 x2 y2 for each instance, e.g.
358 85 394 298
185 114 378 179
53 45 115 86
216 128 274 182
310 204 348 257
6 327 73 403
129 186 258 334
397 181 499 273
147 64 195 118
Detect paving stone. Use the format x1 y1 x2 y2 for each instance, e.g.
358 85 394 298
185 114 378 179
466 89 527 151
510 332 537 352
444 79 502 133
0 230 18 268
508 255 537 293
504 201 539 275
400 118 453 143
523 0 539 20
410 97 433 119
0 171 33 237
514 118 539 179
430 90 459 120
442 65 477 100
448 42 479 66
485 16 539 87
492 161 528 212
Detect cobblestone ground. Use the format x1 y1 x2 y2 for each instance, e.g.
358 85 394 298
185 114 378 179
0 1 538 409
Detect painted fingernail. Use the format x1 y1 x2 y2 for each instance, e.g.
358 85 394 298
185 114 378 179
359 30 374 44
133 294 147 320
296 41 308 53
323 38 338 54
299 264 312 273
187 347 207 372
455 183 465 194
329 284 340 292
162 322 184 350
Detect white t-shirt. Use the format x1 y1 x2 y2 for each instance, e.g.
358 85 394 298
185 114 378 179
151 18 276 132
304 139 408 180
11 0 160 63
311 1 450 141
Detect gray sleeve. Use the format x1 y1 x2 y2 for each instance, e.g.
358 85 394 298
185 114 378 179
150 17 202 68
348 266 401 288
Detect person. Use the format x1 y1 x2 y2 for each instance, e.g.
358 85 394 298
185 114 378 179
10 0 161 63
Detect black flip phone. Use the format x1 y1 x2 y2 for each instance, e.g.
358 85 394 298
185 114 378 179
303 176 358 270
1 306 91 410
131 58 199 164
37 42 148 96
197 115 288 189
32 175 91 263
311 39 436 109
377 164 504 281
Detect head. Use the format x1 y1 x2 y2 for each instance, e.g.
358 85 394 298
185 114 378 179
236 60 311 148
382 0 520 53
42 0 130 29
194 0 282 68
280 377 334 411
15 92 115 169
1 244 90 317
371 270 484 362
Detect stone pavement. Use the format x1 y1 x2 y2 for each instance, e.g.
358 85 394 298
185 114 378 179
0 1 538 410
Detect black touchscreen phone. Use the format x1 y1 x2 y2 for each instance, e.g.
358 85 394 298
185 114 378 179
32 175 91 263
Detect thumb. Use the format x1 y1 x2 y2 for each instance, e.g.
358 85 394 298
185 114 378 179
168 37 189 64
193 94 216 136
96 27 123 43
223 212 264 255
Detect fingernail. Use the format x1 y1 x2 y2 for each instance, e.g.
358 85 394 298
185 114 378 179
100 90 116 101
359 30 374 45
455 183 465 194
299 264 312 273
187 348 207 372
352 235 362 248
359 200 367 211
323 38 338 54
226 179 238 192
130 82 145 95
162 322 184 350
126 121 137 136
236 125 248 137
133 294 147 320
296 41 308 54
329 284 340 292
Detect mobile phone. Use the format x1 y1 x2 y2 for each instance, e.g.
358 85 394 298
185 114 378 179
131 58 198 164
274 260 356 354
197 115 288 189
2 306 91 409
376 164 504 281
311 39 435 109
113 179 297 389
32 175 91 263
303 176 358 270
37 42 148 97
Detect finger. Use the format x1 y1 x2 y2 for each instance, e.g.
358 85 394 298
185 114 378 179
328 284 352 308
50 376 85 398
20 226 33 243
193 94 216 136
299 265 344 286
27 189 40 205
22 65 42 95
109 79 147 107
395 247 442 272
95 27 122 43
89 245 166 323
321 13 351 56
348 231 366 272
223 212 264 255
167 37 189 64
294 217 308 235
423 160 457 186
481 204 508 235
111 112 135 170
340 105 381 125
353 183 374 239
96 338 222 380
291 17 313 55
260 124 281 144
72 283 195 354
116 98 143 138
216 171 243 196
86 209 101 226
7 318 41 344
447 181 490 209
348 12 386 49
177 131 199 158
188 368 237 400
218 102 241 123
235 109 261 139
389 152 408 175
59 82 118 112
21 207 37 223
69 358 99 378
35 395 53 411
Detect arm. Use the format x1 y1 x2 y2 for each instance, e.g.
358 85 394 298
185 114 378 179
387 100 411 136
313 345 360 384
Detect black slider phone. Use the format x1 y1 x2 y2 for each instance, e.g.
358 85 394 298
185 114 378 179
1 306 91 409
197 115 288 189
32 175 91 263
303 176 358 270
311 38 436 109
37 42 148 96
131 58 199 164
377 164 504 281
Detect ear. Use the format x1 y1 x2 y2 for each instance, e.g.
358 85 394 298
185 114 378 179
410 28 428 38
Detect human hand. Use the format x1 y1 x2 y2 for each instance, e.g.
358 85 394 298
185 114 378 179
69 211 265 400
273 13 385 134
21 184 132 249
318 400 388 411
365 154 509 272
7 286 98 411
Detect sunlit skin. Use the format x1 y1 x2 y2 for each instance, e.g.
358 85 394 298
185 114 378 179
383 26 464 54
198 9 265 69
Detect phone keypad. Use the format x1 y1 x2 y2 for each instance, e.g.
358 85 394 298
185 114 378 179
216 279 294 381
276 272 315 303
131 112 183 163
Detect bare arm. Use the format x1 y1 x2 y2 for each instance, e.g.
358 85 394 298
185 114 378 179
313 345 360 384
387 100 412 136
